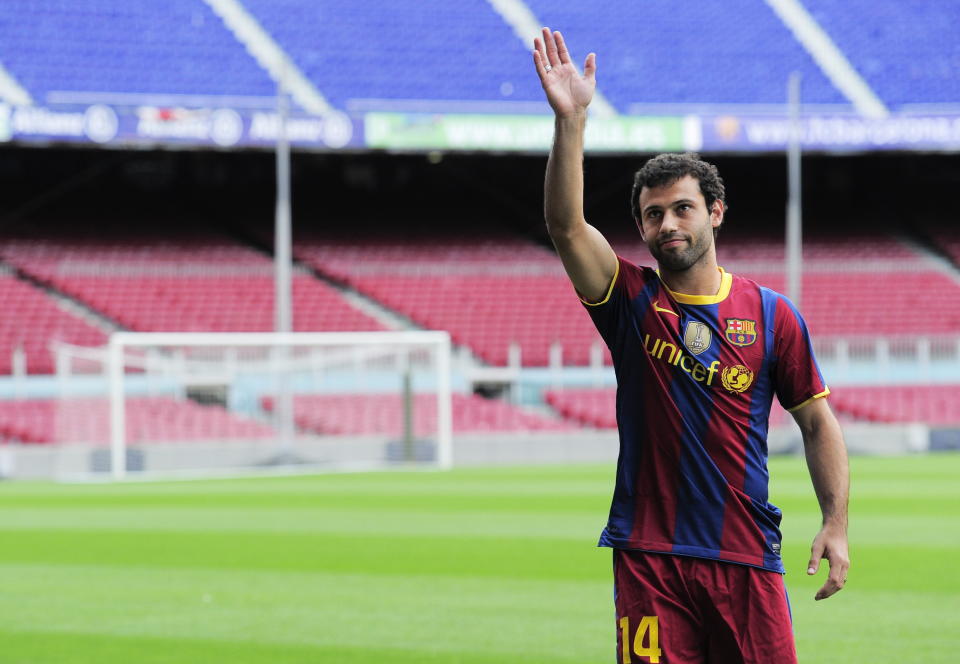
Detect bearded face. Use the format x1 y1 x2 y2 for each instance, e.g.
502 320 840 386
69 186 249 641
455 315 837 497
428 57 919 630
648 214 715 272
636 175 722 273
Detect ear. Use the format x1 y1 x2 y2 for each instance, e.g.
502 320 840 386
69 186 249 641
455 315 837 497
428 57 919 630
710 200 724 229
635 217 646 240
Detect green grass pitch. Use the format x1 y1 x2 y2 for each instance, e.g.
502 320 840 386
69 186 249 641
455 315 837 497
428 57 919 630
1 454 958 663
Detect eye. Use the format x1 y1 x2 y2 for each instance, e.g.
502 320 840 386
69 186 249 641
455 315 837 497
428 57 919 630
646 210 662 220
677 204 691 213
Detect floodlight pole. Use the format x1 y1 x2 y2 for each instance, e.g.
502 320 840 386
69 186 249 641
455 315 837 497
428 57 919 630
275 67 292 334
275 65 295 456
786 72 803 308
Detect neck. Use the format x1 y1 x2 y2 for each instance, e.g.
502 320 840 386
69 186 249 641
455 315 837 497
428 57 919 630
658 252 722 296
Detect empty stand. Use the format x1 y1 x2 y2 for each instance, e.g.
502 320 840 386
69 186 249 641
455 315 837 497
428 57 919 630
293 228 959 366
802 0 960 108
0 396 275 444
524 0 849 111
545 387 792 429
829 385 960 425
0 234 386 354
0 0 955 114
57 275 384 333
262 392 574 435
610 231 960 336
0 273 106 374
353 274 606 366
544 388 617 429
292 231 609 366
242 0 546 111
0 0 276 100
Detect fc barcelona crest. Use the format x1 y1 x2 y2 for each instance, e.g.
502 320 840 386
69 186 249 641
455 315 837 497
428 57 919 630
725 318 757 347
683 321 712 355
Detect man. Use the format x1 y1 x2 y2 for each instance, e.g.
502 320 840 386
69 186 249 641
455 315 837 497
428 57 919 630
533 28 849 663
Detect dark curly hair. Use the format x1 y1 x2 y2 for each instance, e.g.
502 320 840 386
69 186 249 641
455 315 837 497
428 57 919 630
630 153 726 229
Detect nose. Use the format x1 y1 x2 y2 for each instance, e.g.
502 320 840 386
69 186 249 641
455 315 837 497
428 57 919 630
660 210 681 233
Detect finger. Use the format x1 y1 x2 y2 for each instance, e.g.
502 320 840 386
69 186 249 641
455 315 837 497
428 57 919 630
534 36 546 67
815 553 848 600
815 575 843 600
532 49 548 81
554 30 572 65
807 541 824 575
583 52 597 81
815 581 835 601
543 28 561 67
534 34 548 71
538 28 551 64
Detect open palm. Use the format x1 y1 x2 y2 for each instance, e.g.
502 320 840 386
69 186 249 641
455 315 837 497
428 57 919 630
533 28 596 117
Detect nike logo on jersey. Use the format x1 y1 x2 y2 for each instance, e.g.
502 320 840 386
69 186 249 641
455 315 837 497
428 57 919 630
653 300 679 317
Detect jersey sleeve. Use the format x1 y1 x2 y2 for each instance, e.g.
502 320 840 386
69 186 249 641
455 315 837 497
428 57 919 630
579 256 651 352
772 295 830 412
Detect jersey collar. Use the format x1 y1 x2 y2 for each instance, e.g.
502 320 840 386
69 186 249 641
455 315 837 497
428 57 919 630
657 267 732 305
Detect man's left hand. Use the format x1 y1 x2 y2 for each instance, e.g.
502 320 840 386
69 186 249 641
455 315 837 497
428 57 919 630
807 523 849 600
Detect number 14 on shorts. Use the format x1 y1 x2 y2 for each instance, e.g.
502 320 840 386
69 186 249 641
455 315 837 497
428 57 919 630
619 615 662 663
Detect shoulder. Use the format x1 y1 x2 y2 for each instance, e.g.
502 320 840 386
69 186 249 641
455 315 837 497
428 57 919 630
728 272 774 298
618 255 657 279
615 255 659 298
728 274 801 315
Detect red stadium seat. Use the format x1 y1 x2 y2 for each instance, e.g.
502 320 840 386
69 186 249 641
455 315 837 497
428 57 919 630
0 396 276 444
261 392 574 435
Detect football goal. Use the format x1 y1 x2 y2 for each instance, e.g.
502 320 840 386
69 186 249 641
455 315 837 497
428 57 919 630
50 330 453 479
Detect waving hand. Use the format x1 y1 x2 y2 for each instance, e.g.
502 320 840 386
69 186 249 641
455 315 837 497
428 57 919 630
533 28 596 118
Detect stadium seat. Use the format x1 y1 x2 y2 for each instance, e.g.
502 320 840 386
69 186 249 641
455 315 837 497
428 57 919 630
262 392 575 435
289 231 612 367
0 274 107 374
0 396 276 444
0 232 386 375
829 385 960 425
545 387 794 430
0 0 276 101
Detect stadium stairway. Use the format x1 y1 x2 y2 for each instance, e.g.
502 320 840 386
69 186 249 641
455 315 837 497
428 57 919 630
203 0 332 114
229 223 534 393
0 229 400 375
0 262 117 375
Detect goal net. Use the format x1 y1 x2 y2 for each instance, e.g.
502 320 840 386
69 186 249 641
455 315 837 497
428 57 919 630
49 331 452 479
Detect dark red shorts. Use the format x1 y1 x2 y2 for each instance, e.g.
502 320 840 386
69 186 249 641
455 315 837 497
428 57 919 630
613 549 797 664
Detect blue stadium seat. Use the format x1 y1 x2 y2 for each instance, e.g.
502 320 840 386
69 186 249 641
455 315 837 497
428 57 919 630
0 1 953 112
241 0 547 111
523 0 851 111
0 0 276 101
803 0 960 109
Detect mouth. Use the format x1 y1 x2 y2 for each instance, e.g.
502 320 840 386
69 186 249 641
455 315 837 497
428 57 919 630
659 238 686 249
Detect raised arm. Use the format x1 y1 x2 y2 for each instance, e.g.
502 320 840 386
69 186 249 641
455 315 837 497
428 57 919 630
534 28 617 302
791 397 850 600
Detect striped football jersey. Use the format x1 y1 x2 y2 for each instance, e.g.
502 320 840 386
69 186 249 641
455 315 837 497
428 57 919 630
583 256 829 572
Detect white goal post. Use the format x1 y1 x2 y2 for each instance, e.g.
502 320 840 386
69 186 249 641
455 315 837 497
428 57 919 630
104 330 453 479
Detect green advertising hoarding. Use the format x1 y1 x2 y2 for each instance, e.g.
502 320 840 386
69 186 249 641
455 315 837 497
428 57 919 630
365 113 698 152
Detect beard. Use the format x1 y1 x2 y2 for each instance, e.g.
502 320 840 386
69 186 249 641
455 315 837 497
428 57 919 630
649 222 713 272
